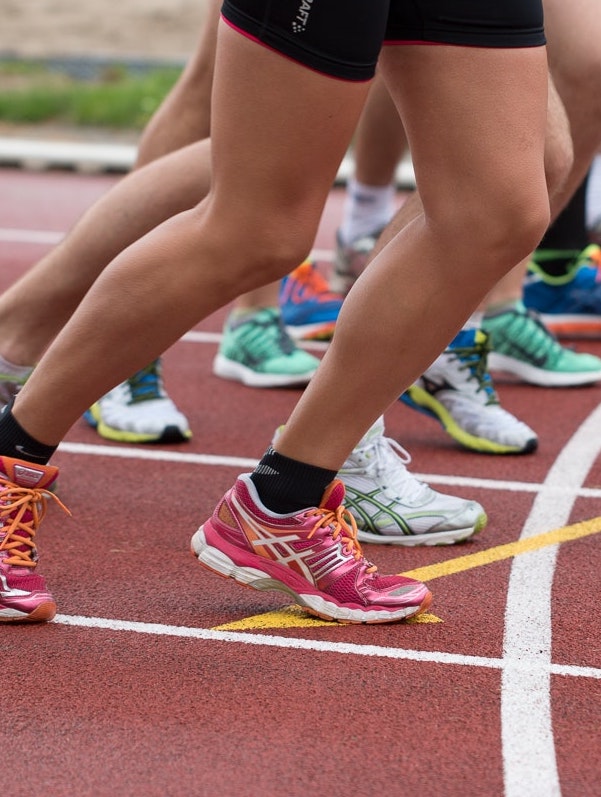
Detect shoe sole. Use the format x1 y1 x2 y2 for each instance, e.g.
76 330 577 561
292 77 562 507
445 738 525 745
487 352 601 387
213 354 317 388
538 315 601 339
284 322 336 341
356 512 488 546
84 407 192 444
0 599 56 623
191 525 431 624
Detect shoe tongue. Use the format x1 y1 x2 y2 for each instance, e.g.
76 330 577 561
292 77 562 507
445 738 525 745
0 456 58 490
319 479 345 511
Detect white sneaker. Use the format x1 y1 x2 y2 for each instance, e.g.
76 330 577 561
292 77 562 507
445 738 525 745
330 228 382 295
400 329 538 454
340 417 487 546
84 359 191 444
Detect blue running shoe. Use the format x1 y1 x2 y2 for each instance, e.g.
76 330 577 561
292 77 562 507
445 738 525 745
279 261 343 340
523 245 601 338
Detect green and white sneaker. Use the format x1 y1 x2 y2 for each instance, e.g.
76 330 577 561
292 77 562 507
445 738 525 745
213 307 320 388
400 329 538 454
84 359 192 444
483 301 601 387
273 418 487 546
340 417 487 546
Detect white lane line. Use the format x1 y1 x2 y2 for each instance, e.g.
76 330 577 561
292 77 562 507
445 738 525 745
0 227 333 263
180 329 330 353
56 440 601 498
51 613 601 680
502 403 601 797
58 440 258 469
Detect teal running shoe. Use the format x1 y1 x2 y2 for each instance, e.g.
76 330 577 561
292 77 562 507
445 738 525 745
213 307 319 387
483 301 601 387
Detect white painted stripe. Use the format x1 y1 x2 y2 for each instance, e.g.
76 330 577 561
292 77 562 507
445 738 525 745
51 613 601 680
55 440 601 499
180 329 329 353
502 403 601 797
180 330 222 344
0 227 334 267
58 440 258 469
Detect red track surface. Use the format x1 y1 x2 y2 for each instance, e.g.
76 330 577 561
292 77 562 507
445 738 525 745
1 167 600 797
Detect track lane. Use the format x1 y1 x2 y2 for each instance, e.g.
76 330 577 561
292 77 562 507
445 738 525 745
2 166 600 797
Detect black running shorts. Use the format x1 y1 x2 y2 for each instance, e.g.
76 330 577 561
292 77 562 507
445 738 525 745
221 0 545 81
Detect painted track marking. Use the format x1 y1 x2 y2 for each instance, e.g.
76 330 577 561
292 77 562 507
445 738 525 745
502 402 601 797
403 517 601 582
52 613 601 681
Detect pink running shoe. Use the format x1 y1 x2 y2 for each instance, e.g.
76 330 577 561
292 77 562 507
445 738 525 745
0 456 66 623
191 474 432 623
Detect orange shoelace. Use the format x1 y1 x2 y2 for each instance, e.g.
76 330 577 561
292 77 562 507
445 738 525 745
306 505 377 573
0 479 71 567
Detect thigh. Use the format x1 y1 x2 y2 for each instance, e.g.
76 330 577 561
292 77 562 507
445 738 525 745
379 0 547 220
544 0 601 80
208 10 378 233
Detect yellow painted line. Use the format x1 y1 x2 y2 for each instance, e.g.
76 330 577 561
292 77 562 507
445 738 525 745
401 516 601 583
212 605 442 631
211 517 601 631
213 605 333 630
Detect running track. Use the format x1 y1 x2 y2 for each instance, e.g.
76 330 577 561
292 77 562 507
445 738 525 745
1 165 600 797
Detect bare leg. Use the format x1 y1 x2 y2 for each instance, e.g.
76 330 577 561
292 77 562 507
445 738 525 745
136 0 283 327
485 0 601 305
276 43 549 468
12 22 370 445
0 140 211 367
0 1 280 374
353 73 408 187
134 0 220 164
544 0 601 216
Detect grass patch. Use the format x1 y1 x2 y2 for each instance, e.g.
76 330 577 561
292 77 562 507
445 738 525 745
0 60 181 130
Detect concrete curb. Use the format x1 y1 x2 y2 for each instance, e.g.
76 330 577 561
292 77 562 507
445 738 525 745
0 136 417 187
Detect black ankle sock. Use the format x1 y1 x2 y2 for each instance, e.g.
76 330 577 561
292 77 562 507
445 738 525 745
0 401 57 465
250 447 337 514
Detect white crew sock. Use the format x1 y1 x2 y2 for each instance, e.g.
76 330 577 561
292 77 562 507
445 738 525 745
338 178 396 246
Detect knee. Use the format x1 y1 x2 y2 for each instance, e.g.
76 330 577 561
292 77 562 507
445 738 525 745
429 176 550 276
193 203 315 292
477 184 550 269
